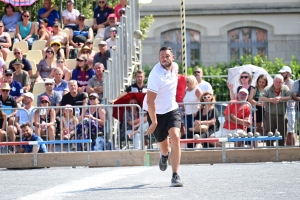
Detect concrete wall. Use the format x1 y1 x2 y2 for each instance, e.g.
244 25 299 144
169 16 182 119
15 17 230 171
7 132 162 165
140 1 300 67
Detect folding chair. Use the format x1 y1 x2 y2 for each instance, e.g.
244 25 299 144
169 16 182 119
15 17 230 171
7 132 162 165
32 22 39 35
12 41 29 55
32 40 47 50
65 59 77 70
93 38 103 48
28 60 37 76
32 81 46 94
6 52 15 63
85 19 93 27
26 50 43 64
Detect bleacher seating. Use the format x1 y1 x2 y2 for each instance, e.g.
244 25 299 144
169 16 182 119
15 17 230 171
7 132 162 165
26 50 43 64
6 52 15 62
28 60 37 76
93 38 102 48
32 81 45 94
12 41 29 55
65 59 77 70
85 19 93 27
32 40 47 50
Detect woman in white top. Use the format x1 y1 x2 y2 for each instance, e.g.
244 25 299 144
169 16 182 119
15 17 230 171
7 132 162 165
182 75 202 140
62 0 80 30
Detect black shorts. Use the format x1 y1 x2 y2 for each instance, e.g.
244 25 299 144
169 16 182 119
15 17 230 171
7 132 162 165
147 109 181 142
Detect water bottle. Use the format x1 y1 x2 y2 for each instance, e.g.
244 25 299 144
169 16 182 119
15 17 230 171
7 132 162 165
75 108 80 118
41 121 47 131
40 108 46 115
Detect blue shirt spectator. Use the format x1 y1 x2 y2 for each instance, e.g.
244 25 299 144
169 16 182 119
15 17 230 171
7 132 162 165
9 79 23 98
21 134 47 153
1 3 21 32
38 0 60 27
93 3 114 26
54 79 69 96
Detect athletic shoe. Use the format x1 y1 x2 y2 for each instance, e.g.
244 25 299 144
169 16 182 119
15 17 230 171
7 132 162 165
159 153 168 171
171 174 183 187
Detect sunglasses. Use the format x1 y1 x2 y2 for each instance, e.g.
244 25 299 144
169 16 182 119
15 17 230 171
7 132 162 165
240 76 248 79
1 90 10 92
51 44 60 47
45 83 53 86
14 52 21 55
82 50 90 54
89 97 96 100
203 95 211 100
98 1 105 4
23 15 30 18
57 61 64 63
109 18 115 20
46 51 54 54
79 18 85 21
194 71 201 74
239 93 247 96
76 59 84 62
41 101 48 104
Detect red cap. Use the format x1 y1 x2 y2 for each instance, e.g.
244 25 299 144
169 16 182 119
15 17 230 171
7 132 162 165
40 96 50 104
108 13 116 18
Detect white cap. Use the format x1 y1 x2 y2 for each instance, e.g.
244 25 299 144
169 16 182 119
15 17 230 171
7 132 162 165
278 66 291 73
239 88 249 95
23 92 34 100
44 78 55 84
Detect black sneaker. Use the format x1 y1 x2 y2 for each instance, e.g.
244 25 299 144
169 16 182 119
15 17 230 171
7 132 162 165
159 153 168 171
171 174 183 187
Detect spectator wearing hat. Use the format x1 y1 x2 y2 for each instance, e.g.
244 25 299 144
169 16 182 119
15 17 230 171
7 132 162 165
36 47 56 82
0 83 17 122
93 0 114 31
106 27 117 49
103 13 117 41
84 39 97 57
19 123 47 153
93 41 110 69
72 55 95 92
50 40 64 59
49 58 71 81
114 0 127 21
9 47 33 78
38 18 52 41
38 0 60 27
68 14 93 49
87 62 104 101
78 45 94 67
4 69 23 104
14 10 35 50
7 92 35 153
12 59 30 92
34 95 56 152
62 0 80 30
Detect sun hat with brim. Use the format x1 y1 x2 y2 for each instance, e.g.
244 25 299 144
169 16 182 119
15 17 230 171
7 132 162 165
50 41 62 48
98 41 107 46
278 66 292 74
40 95 50 104
65 104 73 110
77 55 88 61
239 88 249 95
13 59 23 66
44 78 55 84
53 22 60 27
23 92 34 100
85 39 93 44
0 83 11 90
89 93 99 99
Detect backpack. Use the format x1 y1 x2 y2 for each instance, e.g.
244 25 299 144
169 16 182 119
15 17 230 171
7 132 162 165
69 48 78 59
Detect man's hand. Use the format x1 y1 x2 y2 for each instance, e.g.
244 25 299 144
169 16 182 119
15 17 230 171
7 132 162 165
51 5 57 10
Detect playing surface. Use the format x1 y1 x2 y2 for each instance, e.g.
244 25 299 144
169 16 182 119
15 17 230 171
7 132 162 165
2 162 299 200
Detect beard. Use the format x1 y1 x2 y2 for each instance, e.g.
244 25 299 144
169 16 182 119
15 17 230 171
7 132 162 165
161 61 172 69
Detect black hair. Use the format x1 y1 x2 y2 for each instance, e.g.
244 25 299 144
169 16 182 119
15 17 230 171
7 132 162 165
21 10 30 22
159 46 173 54
4 3 15 14
20 123 31 129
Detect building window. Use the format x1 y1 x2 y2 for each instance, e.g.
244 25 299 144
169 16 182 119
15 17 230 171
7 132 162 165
161 29 200 67
228 27 268 60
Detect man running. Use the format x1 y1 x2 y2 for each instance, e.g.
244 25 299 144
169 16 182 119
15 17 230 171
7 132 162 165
143 47 183 187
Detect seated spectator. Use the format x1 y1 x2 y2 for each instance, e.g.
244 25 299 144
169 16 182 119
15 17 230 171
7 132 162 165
38 0 60 27
69 14 93 49
194 67 213 94
78 45 94 67
14 10 35 49
87 62 104 101
7 92 35 153
38 18 52 40
1 4 21 32
114 0 127 22
19 123 47 153
37 78 62 108
93 0 114 31
0 102 7 143
45 22 68 58
192 92 219 148
4 69 23 104
84 39 97 57
105 27 116 49
0 83 18 125
53 68 69 96
49 58 71 81
103 14 117 41
62 0 80 30
12 59 31 92
9 47 33 78
77 93 106 151
209 88 251 147
120 98 148 149
93 41 110 69
34 95 56 152
71 55 95 92
0 57 5 81
0 21 12 61
61 104 78 145
50 40 64 59
36 47 56 82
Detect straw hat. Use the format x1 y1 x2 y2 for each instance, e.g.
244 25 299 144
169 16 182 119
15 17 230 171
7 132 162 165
50 40 62 49
0 83 11 90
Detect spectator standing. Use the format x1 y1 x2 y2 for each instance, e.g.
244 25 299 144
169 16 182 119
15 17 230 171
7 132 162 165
38 18 52 40
278 66 296 146
0 83 18 122
4 69 23 104
14 10 35 49
87 62 104 101
1 4 21 32
19 123 47 153
193 67 213 94
36 47 56 82
291 75 300 143
12 59 31 92
229 71 254 100
0 21 12 61
103 14 117 41
62 0 80 30
260 74 292 146
106 27 116 48
49 58 71 81
176 74 186 137
114 0 127 22
72 55 95 92
93 41 110 69
53 68 69 96
38 0 60 27
9 47 33 78
93 0 114 31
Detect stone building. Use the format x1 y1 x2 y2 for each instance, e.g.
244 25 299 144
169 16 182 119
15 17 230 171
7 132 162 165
140 0 300 67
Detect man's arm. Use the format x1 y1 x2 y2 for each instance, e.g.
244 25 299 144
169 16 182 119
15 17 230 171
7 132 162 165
292 92 300 101
145 91 157 135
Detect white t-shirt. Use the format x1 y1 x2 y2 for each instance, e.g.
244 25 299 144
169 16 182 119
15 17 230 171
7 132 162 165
106 38 115 48
62 9 80 26
17 107 35 125
198 80 213 94
143 62 179 114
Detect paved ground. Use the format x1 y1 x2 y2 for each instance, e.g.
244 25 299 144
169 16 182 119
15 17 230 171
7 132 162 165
1 162 300 200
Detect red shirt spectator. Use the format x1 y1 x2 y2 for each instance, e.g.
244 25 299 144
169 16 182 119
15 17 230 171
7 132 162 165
176 74 186 103
223 100 250 130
